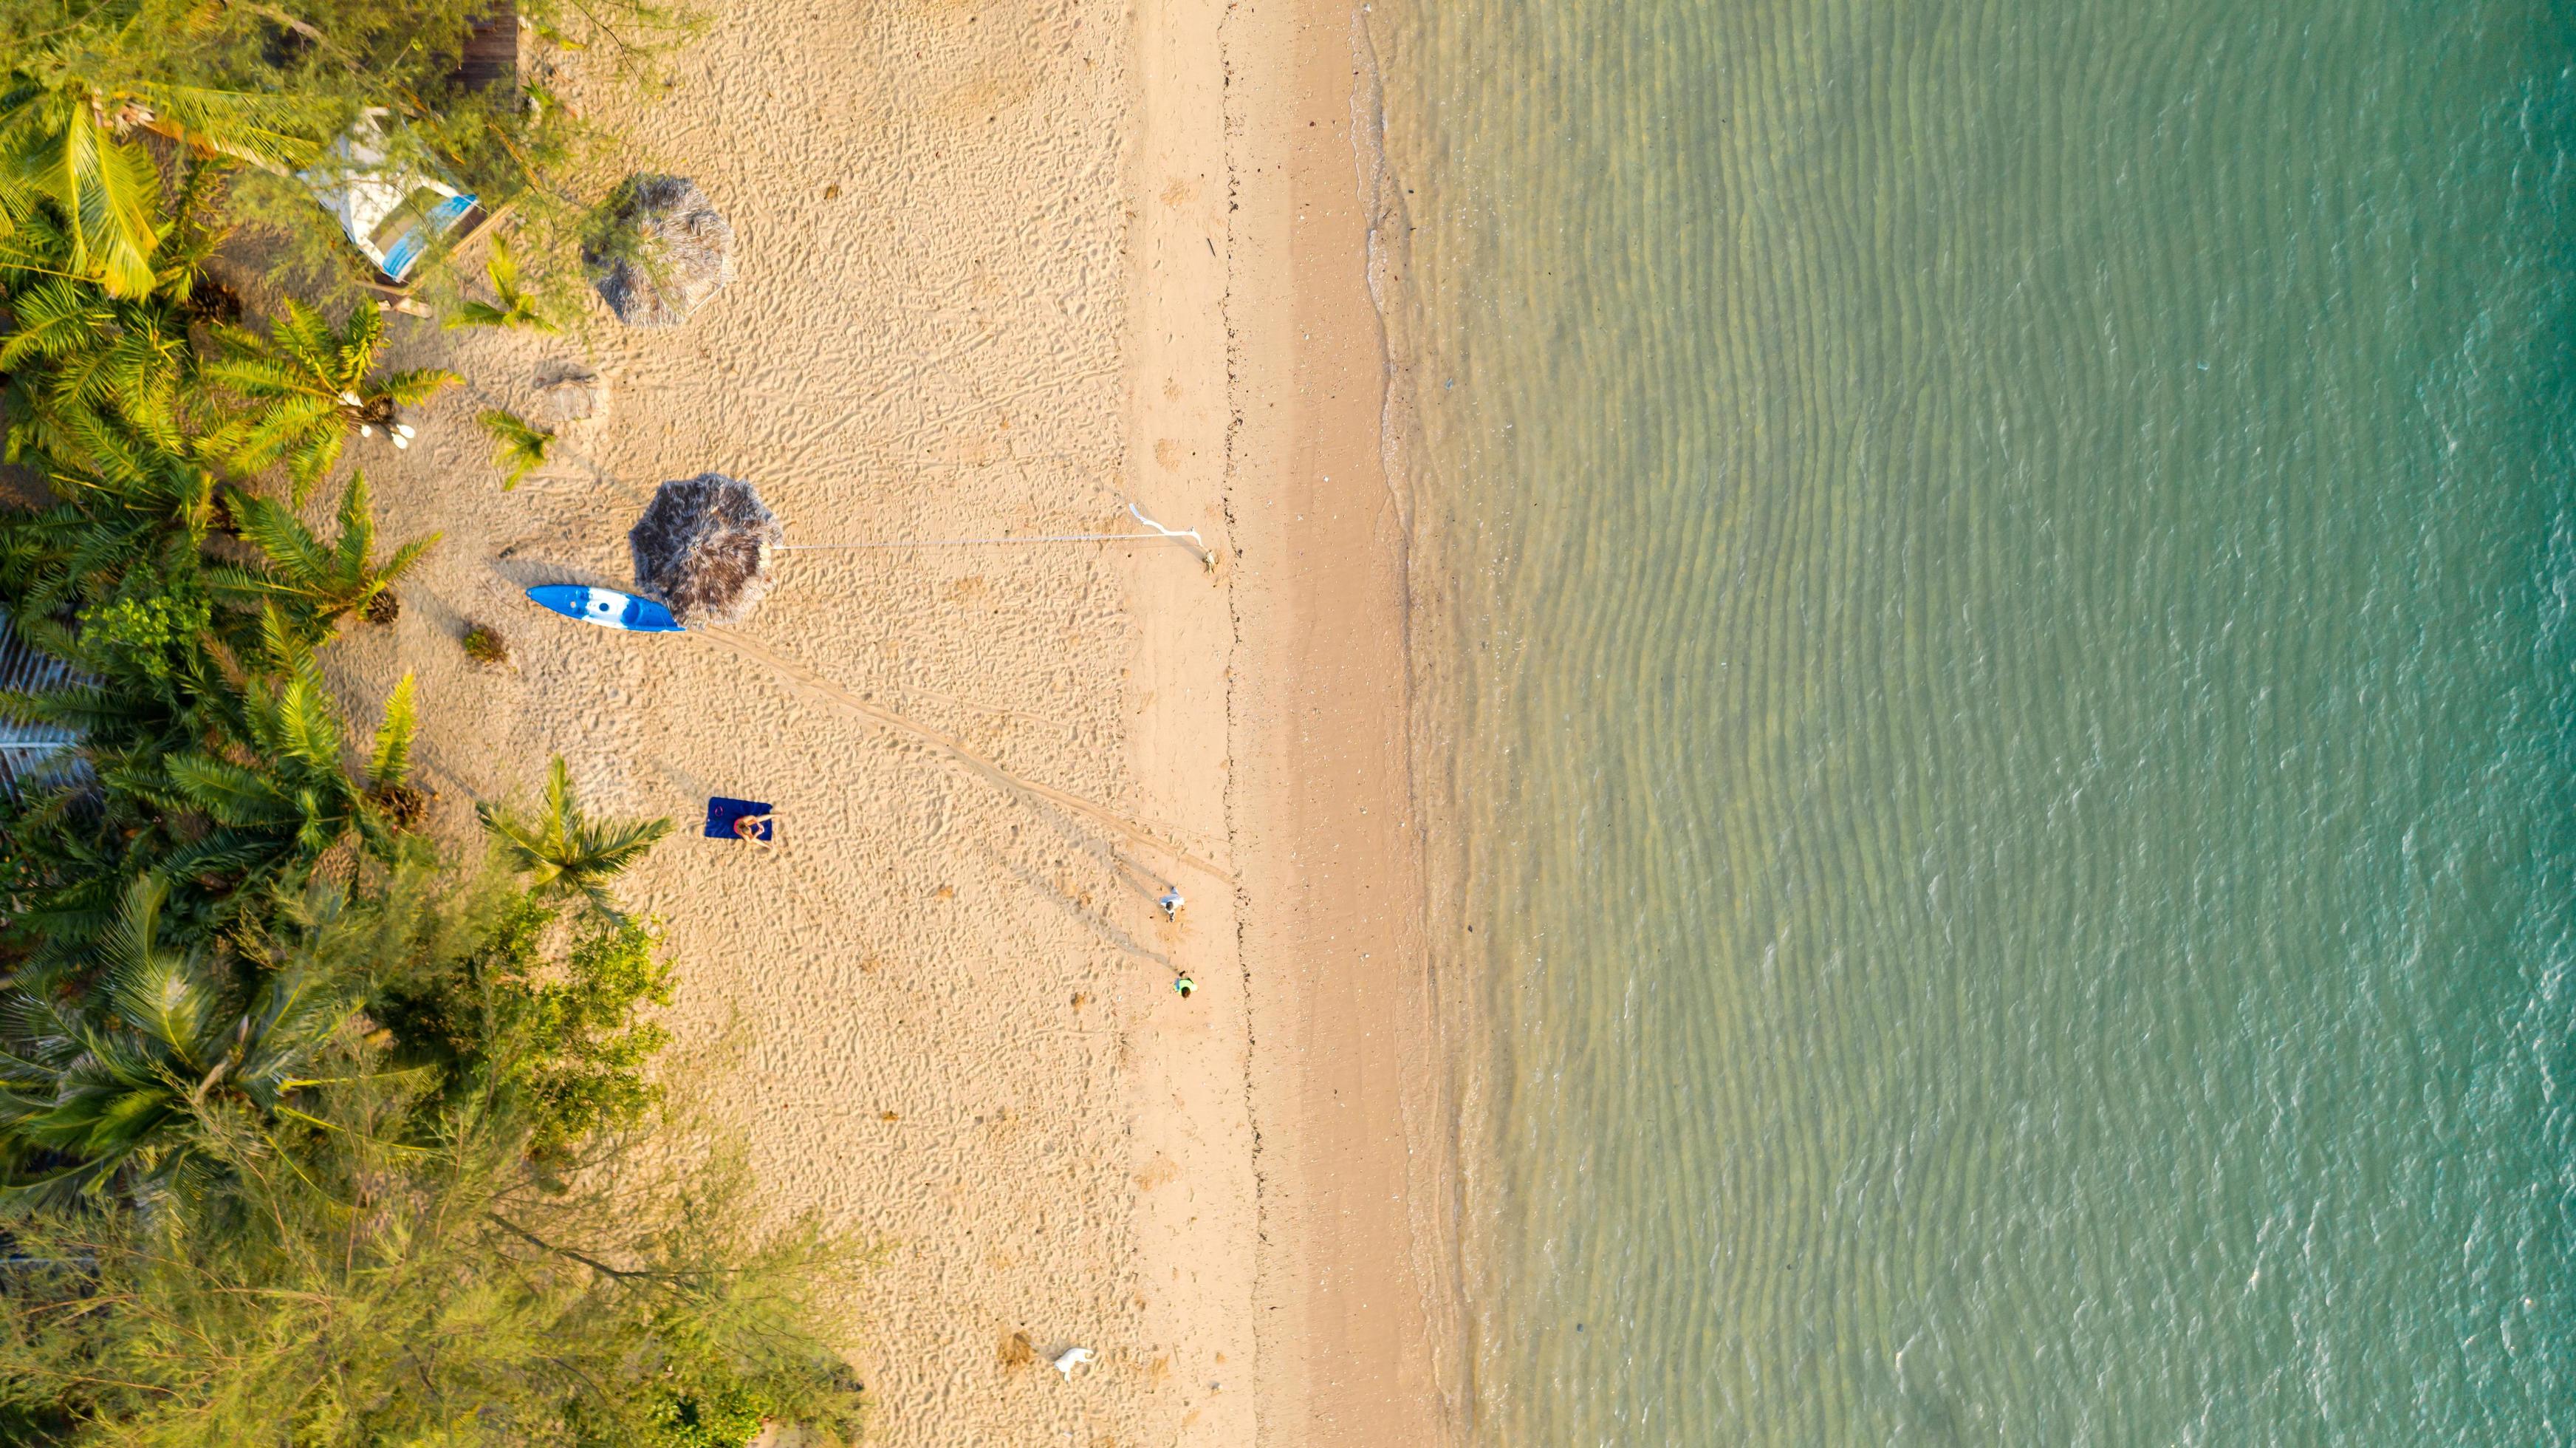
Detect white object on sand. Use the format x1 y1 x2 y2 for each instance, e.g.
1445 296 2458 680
1052 1346 1096 1379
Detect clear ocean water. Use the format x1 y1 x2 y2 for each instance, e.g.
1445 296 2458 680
1371 0 2576 1441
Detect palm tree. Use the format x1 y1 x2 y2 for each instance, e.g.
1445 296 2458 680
0 875 361 1209
0 165 227 468
445 239 558 332
2 434 219 627
220 472 439 628
0 653 219 951
477 408 554 490
200 300 459 499
477 758 673 919
0 33 324 297
0 74 163 299
137 625 424 893
0 274 193 458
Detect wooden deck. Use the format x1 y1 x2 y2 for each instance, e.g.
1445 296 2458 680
455 1 518 94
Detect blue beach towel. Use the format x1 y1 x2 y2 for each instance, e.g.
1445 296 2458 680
705 796 773 841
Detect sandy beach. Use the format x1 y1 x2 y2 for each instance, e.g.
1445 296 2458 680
329 0 1463 1440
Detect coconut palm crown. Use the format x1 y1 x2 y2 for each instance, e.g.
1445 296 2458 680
201 300 459 499
0 875 360 1209
477 757 673 920
0 163 229 469
0 15 325 298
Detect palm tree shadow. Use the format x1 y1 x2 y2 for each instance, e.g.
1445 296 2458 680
484 551 620 592
997 854 1169 970
1002 788 1185 923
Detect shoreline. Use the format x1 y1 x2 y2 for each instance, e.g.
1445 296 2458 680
1218 0 1470 1439
1121 0 1470 1431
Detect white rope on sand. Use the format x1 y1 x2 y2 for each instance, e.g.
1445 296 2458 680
775 503 1208 558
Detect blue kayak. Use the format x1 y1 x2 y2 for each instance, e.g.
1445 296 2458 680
526 584 685 633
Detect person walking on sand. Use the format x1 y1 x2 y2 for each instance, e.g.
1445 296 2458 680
1159 887 1185 921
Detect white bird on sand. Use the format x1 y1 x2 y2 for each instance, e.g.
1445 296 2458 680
1052 1346 1096 1380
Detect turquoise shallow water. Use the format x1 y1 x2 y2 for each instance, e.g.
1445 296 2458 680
1373 0 2576 1441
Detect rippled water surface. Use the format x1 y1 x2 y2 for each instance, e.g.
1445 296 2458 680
1373 0 2576 1440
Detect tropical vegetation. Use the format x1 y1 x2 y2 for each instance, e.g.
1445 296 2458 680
226 471 436 626
202 301 457 497
0 0 702 313
0 1 860 1441
448 239 560 332
462 618 510 665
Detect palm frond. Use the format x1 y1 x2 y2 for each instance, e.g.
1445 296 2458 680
97 877 222 1062
378 367 461 406
268 672 343 771
152 830 292 887
252 601 317 677
30 99 165 298
377 534 435 586
477 409 552 490
269 299 338 372
228 488 332 583
131 83 326 175
333 470 377 568
368 674 417 789
0 279 113 369
477 758 671 919
444 240 558 332
161 752 287 828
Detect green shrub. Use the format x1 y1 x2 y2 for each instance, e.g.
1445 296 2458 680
74 584 212 681
464 620 512 664
516 904 676 1158
372 887 673 1162
0 1039 866 1446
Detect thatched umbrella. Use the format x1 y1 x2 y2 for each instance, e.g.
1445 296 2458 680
585 174 735 327
628 474 782 626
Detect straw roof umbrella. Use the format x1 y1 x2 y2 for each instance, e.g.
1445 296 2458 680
628 474 782 626
584 174 735 327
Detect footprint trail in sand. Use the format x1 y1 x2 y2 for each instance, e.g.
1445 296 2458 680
695 625 1236 885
